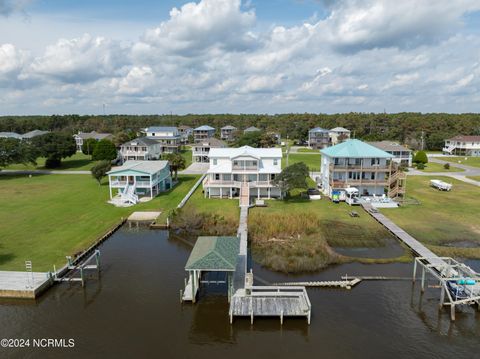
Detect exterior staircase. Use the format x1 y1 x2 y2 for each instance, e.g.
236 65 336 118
442 145 455 154
121 183 139 204
239 182 250 207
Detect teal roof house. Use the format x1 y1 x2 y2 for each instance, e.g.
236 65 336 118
107 160 172 206
320 139 406 199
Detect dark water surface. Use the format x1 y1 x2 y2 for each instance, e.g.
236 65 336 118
1 227 479 359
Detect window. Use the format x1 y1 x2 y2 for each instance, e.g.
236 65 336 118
215 174 220 180
213 159 217 165
273 159 278 165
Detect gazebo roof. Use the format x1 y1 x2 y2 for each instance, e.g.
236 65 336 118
185 236 239 271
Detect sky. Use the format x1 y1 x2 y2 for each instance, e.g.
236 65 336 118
0 0 480 115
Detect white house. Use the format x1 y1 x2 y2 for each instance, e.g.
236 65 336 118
119 137 162 162
144 126 181 153
221 125 237 141
320 139 406 199
192 138 227 163
203 145 283 200
308 127 330 149
443 135 480 156
74 131 113 151
107 160 172 205
329 127 351 146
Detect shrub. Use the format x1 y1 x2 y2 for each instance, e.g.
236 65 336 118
414 150 428 164
444 163 450 170
92 139 117 161
416 163 425 170
91 160 112 184
82 138 98 155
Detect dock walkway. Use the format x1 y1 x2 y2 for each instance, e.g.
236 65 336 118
362 203 447 269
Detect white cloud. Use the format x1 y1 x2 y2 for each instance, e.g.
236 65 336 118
1 0 480 114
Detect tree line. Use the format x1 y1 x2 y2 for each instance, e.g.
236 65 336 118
1 112 480 150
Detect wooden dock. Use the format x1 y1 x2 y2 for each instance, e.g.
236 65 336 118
362 203 448 269
274 278 362 289
229 286 311 324
0 271 52 299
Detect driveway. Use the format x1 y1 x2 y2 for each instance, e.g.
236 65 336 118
180 162 209 175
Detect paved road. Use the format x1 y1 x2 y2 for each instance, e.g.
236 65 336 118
408 157 480 187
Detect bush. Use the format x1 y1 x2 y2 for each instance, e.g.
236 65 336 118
414 150 428 164
416 163 425 170
92 139 117 161
444 163 450 170
82 138 98 155
91 160 111 184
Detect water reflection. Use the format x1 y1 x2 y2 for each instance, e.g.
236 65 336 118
0 227 479 359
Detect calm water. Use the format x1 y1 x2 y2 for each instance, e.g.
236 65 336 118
0 227 479 359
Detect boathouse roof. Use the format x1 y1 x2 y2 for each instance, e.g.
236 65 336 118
185 236 239 271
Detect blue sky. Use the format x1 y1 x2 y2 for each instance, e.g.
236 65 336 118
0 0 480 115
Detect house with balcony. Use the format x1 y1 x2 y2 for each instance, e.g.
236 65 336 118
119 137 161 162
144 126 181 153
443 135 480 156
308 127 330 149
203 146 283 200
329 127 351 146
192 138 227 163
221 125 237 141
193 125 216 143
73 131 113 151
368 141 412 166
178 125 193 144
320 139 406 199
107 160 172 205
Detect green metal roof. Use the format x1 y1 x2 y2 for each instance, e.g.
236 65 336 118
320 139 393 159
185 236 239 271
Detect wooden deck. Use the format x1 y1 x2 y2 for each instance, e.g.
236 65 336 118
275 278 362 289
0 271 52 299
229 286 311 324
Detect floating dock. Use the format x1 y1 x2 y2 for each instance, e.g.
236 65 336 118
128 211 161 222
0 271 52 299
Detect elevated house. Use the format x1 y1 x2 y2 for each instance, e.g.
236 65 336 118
178 125 193 144
308 127 330 149
74 131 113 152
320 139 406 199
368 141 413 167
203 145 283 200
221 125 238 141
107 160 172 205
244 126 261 134
443 135 480 156
329 127 351 146
144 126 181 153
119 137 162 162
193 125 216 143
192 138 227 163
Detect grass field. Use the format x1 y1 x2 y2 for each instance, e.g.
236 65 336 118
249 194 404 272
0 173 198 271
282 153 321 171
418 162 464 172
442 156 480 168
296 148 320 153
179 148 192 167
467 176 480 182
4 152 95 171
382 176 480 258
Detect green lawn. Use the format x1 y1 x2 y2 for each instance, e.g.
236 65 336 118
467 176 480 182
418 162 464 172
179 148 192 168
5 152 95 171
442 156 480 168
282 153 321 171
0 173 198 271
297 148 320 153
382 176 480 257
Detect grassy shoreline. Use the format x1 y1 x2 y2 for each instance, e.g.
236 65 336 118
0 173 198 271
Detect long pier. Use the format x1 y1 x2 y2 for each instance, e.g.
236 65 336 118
229 199 312 324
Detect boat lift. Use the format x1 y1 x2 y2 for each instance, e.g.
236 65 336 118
412 256 480 320
53 250 101 287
